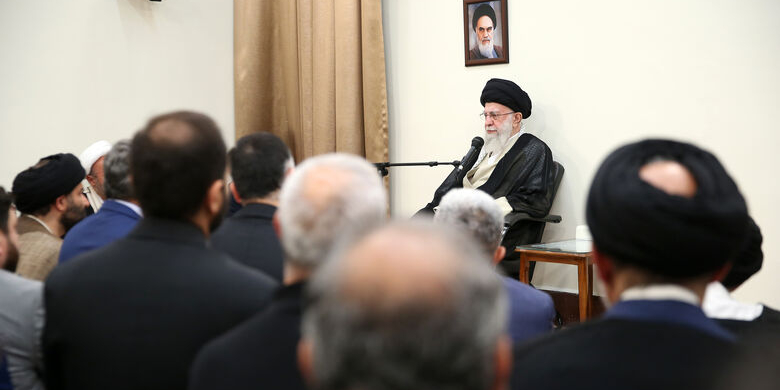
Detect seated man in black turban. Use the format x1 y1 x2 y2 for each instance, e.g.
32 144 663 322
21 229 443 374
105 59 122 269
11 153 89 280
511 139 750 390
464 79 553 216
420 79 555 268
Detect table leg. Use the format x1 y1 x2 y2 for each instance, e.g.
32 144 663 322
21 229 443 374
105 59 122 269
587 263 594 318
518 254 529 284
577 262 590 321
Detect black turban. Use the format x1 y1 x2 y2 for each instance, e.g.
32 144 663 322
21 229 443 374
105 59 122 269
472 3 497 30
586 139 749 278
721 217 763 289
12 153 85 214
480 78 532 119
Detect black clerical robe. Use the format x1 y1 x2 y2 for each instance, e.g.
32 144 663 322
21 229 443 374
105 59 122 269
463 133 555 218
422 133 554 217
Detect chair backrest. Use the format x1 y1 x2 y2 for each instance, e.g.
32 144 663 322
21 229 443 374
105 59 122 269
548 161 565 212
498 160 565 278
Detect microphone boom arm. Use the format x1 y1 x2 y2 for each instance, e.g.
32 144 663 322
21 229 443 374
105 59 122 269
373 161 461 177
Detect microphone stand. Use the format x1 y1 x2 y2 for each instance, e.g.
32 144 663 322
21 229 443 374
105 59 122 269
373 161 461 177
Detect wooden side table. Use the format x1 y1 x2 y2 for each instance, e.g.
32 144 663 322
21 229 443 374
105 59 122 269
516 240 594 321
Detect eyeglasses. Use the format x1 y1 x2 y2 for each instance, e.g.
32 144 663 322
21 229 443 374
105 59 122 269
479 111 515 121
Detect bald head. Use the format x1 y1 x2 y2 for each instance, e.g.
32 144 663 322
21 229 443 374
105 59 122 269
639 160 698 198
131 111 226 220
338 224 462 313
278 153 386 269
301 221 509 390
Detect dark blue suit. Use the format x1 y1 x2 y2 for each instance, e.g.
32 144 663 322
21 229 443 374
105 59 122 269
59 200 141 263
511 300 736 390
44 218 278 390
210 203 283 282
502 277 555 344
0 357 10 390
189 282 306 390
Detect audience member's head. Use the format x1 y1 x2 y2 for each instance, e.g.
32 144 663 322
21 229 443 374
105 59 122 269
720 216 763 291
435 188 505 263
229 132 293 205
12 153 89 234
277 153 386 271
80 140 112 200
103 140 135 202
0 187 20 271
586 139 749 303
299 221 510 390
131 111 227 233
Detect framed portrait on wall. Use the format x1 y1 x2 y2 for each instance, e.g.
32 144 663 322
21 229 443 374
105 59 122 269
463 0 508 66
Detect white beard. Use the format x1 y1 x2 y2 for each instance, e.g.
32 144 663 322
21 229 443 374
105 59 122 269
478 39 495 58
483 117 514 158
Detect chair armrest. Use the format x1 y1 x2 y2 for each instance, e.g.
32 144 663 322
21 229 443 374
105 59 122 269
504 212 562 227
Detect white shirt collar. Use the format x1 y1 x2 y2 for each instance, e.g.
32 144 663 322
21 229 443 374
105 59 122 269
620 284 700 306
702 282 763 321
114 199 143 217
25 214 54 235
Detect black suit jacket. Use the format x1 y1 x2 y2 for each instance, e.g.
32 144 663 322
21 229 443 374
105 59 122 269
716 305 780 336
714 307 780 390
512 301 736 390
188 282 306 390
210 203 284 282
43 218 278 390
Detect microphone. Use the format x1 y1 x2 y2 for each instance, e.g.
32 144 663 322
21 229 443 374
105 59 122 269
414 136 485 217
457 136 485 174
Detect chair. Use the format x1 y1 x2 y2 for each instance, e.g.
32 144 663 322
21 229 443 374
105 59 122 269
498 161 565 279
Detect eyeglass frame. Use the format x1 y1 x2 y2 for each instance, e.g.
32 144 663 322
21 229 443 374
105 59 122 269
479 111 516 121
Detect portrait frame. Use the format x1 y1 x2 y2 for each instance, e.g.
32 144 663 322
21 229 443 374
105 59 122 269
463 0 509 67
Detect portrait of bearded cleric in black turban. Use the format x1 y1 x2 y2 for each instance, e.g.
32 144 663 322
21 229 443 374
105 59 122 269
463 0 509 66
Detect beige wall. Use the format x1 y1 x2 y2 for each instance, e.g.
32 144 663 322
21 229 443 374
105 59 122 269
1 0 778 307
383 0 780 306
0 0 235 187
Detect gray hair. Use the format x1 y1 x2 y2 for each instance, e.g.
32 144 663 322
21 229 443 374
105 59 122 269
302 221 508 390
435 188 503 258
277 153 386 269
103 140 134 201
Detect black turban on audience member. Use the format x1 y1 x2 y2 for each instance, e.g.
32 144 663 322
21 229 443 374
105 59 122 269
586 139 749 278
480 78 532 119
12 153 85 214
720 217 763 289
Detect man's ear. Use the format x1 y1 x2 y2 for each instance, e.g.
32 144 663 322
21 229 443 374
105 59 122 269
711 262 732 283
513 112 523 126
592 246 613 286
491 335 512 390
85 174 97 188
272 213 282 240
229 182 242 204
205 179 225 216
492 245 506 266
297 339 315 387
53 194 68 213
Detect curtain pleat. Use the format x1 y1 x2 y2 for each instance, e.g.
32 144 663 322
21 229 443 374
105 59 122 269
234 0 388 164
